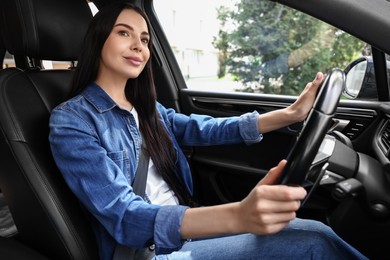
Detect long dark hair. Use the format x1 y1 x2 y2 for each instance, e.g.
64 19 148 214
72 1 195 206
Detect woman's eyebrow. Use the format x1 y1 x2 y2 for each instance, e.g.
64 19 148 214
114 23 149 36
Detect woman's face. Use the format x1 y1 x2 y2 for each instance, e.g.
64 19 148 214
99 9 150 82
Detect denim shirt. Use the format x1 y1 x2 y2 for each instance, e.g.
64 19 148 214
49 83 263 260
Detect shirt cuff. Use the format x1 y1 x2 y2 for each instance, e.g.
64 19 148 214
239 111 263 145
154 205 189 254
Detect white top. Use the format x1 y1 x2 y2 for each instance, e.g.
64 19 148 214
145 160 179 205
130 108 179 206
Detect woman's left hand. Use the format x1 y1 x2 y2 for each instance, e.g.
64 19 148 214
257 72 324 133
287 72 324 122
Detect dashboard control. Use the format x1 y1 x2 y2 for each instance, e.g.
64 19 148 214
332 178 363 201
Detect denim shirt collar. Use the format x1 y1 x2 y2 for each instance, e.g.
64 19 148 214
83 83 117 113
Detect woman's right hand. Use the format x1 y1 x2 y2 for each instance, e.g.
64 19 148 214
236 160 307 235
180 160 306 239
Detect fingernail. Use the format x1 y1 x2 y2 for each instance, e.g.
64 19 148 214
316 72 321 80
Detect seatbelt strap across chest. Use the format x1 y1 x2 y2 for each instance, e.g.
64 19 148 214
132 145 150 198
113 143 155 260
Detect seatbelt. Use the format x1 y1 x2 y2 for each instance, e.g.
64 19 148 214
113 144 156 260
132 145 150 198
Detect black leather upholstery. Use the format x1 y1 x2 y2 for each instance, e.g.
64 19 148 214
0 0 99 259
0 5 5 68
0 237 49 260
0 41 4 68
1 0 91 61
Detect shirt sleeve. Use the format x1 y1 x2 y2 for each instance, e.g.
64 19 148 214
154 206 188 254
157 103 263 146
49 106 187 252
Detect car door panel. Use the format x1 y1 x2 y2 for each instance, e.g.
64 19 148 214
180 89 301 205
179 88 380 205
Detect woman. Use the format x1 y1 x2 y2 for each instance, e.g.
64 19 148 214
49 1 367 259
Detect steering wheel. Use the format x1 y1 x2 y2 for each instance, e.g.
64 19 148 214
277 68 345 185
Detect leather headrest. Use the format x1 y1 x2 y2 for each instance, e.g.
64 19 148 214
0 0 93 61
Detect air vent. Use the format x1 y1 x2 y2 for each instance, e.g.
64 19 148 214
380 121 390 156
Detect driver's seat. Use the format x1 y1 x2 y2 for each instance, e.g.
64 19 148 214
0 0 99 259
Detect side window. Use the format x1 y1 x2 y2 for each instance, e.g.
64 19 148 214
154 0 369 95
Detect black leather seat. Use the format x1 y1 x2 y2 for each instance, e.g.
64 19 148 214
0 36 4 67
0 0 99 259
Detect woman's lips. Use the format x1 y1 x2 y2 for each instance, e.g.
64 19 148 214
125 56 142 66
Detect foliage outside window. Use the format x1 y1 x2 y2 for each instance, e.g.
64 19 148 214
213 0 367 95
155 0 368 95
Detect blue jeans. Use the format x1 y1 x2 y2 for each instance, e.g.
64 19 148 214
154 218 367 260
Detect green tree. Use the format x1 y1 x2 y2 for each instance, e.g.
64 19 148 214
213 0 365 95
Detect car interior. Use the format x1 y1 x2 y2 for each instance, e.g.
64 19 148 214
0 0 99 259
1 0 390 259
